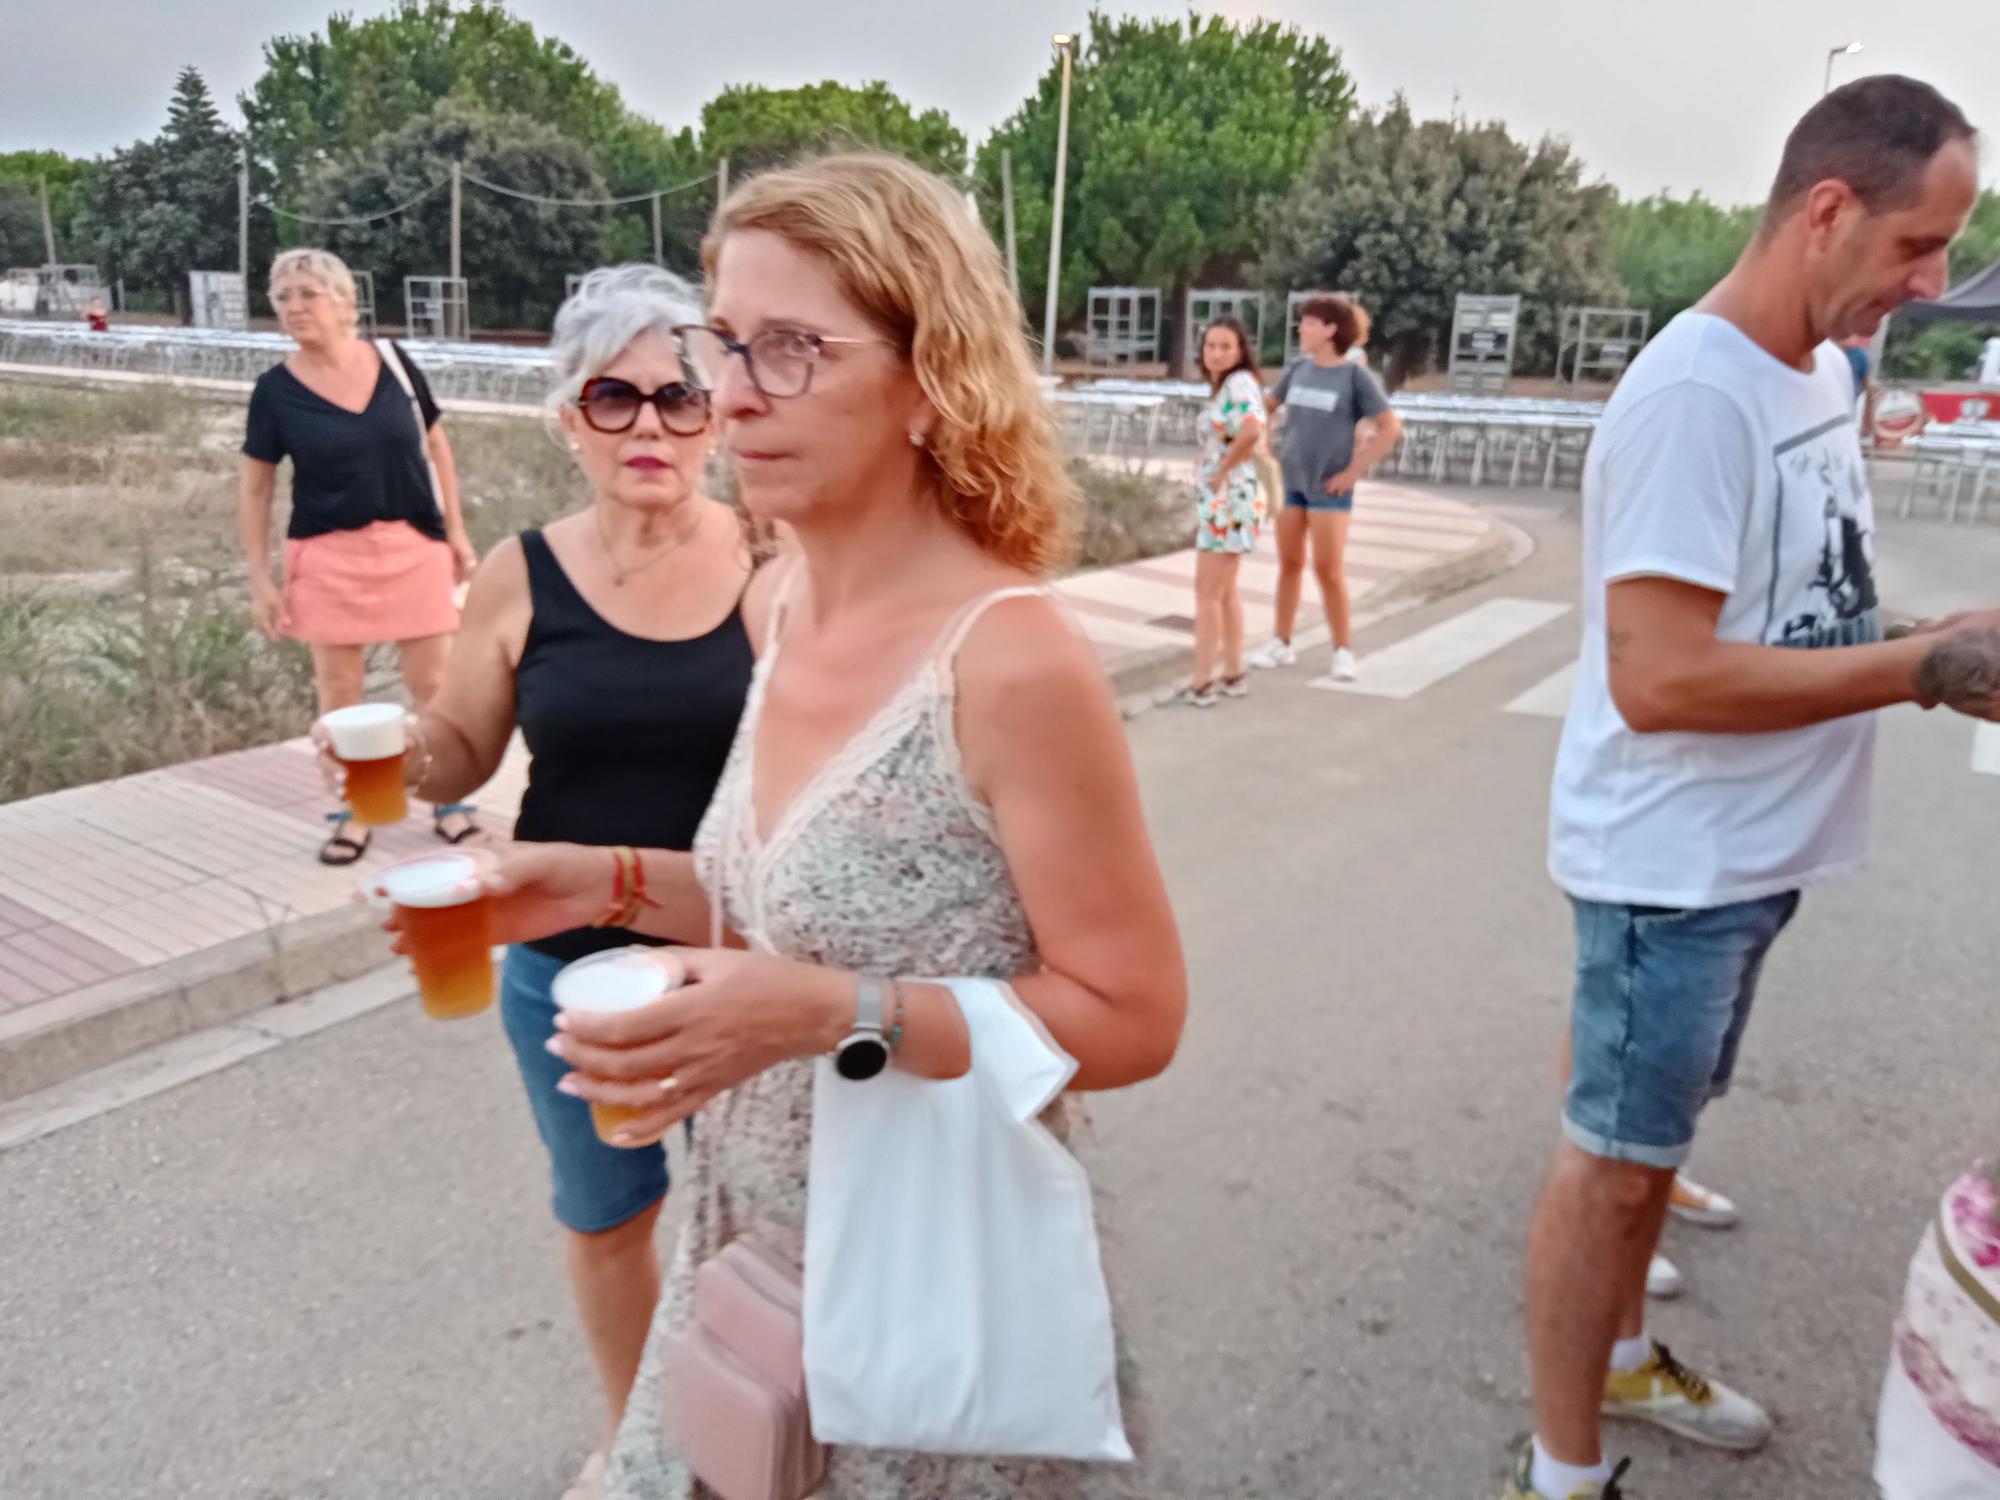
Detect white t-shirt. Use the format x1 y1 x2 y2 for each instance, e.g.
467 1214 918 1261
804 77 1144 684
1549 312 1882 909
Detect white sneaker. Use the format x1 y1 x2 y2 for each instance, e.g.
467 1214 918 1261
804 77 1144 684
1645 1254 1683 1299
1669 1174 1740 1229
1247 638 1297 670
1331 647 1359 681
1602 1340 1774 1451
1170 682 1218 709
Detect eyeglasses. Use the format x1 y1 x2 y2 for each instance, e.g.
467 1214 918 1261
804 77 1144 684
577 376 712 436
673 324 895 400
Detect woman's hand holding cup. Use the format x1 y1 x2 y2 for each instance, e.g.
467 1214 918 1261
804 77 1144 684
377 841 614 955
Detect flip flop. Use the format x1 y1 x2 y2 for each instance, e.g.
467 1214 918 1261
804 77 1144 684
432 802 480 845
318 811 372 866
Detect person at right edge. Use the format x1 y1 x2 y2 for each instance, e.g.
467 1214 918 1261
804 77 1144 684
1506 77 1987 1500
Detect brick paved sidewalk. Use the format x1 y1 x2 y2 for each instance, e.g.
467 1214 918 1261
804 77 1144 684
0 477 1504 1097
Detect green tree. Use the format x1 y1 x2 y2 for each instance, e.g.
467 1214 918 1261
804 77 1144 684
242 1 630 183
1884 187 2000 380
1608 192 1760 334
1261 96 1621 384
976 10 1353 369
297 100 609 330
699 80 968 178
0 151 95 265
243 2 711 284
71 68 244 317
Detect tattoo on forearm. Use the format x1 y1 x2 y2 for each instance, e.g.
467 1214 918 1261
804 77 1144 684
1916 627 2000 712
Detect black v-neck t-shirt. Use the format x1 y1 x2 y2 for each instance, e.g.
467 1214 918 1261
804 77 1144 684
242 341 446 542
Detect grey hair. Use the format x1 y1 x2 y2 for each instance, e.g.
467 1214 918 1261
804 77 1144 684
545 264 705 417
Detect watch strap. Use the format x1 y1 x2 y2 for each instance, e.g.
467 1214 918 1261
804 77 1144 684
851 974 887 1038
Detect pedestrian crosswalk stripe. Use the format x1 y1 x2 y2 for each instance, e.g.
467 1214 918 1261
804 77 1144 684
1971 724 2000 776
1330 599 1573 700
1505 662 1579 719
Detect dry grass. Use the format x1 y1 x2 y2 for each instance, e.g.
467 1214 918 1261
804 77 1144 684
0 380 1188 804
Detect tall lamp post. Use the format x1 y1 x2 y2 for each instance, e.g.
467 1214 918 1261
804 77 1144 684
1824 41 1862 95
1041 31 1077 375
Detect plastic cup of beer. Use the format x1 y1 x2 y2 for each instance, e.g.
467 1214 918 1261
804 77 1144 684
364 850 498 1020
319 703 410 826
551 946 685 1146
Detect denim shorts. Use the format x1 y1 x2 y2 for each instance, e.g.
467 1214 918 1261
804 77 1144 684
1285 487 1355 513
499 943 669 1233
1563 891 1801 1170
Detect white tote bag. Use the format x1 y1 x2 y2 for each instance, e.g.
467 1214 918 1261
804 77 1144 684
801 976 1131 1462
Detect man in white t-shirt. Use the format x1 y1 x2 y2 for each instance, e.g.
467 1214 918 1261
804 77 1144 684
1505 77 1987 1500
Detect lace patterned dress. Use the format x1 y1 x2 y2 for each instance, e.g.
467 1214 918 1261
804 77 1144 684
603 580 1145 1500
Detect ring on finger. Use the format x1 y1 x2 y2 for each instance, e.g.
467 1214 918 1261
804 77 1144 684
656 1074 679 1095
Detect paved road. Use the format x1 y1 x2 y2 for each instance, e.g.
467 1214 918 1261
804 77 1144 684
7 487 1999 1499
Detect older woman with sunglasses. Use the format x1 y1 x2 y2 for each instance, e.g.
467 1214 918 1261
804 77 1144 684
389 265 755 1500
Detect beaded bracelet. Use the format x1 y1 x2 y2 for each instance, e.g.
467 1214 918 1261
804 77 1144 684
886 978 906 1052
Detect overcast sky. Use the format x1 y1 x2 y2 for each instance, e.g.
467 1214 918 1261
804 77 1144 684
5 0 1997 205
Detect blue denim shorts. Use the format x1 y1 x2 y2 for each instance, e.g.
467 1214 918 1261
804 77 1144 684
499 943 669 1233
1563 891 1801 1170
1285 487 1355 513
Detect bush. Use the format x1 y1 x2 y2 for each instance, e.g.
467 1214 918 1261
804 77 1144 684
1071 459 1192 571
0 544 317 804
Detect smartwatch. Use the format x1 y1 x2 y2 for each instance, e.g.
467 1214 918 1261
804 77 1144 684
833 973 892 1081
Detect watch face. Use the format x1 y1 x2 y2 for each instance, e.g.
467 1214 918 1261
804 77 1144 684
835 1035 890 1081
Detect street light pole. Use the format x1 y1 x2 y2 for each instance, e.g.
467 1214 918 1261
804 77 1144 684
1040 32 1076 376
1824 41 1862 95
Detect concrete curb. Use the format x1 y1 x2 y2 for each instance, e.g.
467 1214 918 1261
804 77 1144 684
0 903 388 1105
0 506 1528 1106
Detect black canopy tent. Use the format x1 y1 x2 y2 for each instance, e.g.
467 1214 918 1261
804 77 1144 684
1899 257 2000 324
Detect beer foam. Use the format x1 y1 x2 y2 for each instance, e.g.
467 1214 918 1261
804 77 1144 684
376 853 483 909
553 949 678 1014
321 702 406 761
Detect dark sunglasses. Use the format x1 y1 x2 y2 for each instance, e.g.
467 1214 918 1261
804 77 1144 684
577 376 711 436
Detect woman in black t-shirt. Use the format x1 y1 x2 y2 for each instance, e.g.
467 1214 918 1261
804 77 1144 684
238 247 479 862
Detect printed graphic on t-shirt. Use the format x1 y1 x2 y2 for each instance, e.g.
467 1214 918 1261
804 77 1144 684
1771 414 1879 649
1286 385 1342 414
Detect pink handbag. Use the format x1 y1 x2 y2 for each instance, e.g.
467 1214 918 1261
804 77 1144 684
664 1239 828 1500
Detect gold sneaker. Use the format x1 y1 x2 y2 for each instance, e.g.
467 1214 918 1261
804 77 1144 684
1602 1340 1772 1450
1499 1437 1632 1498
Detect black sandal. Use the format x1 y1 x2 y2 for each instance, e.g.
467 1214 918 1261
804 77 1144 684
318 810 372 866
432 802 480 845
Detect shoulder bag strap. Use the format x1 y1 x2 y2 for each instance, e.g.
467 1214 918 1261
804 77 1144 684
376 338 446 522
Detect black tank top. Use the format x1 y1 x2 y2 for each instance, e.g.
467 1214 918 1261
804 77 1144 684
512 529 754 962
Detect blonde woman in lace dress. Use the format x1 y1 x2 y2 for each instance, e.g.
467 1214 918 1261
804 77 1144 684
437 154 1187 1499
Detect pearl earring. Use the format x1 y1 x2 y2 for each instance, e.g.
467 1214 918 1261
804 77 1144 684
568 441 581 453
908 430 925 447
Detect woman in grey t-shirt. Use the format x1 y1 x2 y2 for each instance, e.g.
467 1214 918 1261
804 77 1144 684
1246 295 1401 686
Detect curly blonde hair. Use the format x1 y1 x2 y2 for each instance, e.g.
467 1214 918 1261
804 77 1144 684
703 153 1076 574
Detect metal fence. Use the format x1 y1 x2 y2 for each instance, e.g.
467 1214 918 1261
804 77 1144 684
0 318 554 406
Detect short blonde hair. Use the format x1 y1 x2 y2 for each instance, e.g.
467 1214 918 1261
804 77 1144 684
268 247 358 327
703 153 1076 574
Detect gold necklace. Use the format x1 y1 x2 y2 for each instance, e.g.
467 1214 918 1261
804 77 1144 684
596 504 703 587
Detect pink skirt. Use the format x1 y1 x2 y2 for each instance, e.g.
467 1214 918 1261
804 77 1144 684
283 520 459 646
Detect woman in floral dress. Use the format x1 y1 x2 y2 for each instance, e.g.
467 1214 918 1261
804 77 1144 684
1876 1159 2000 1498
1177 316 1266 708
428 152 1188 1500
